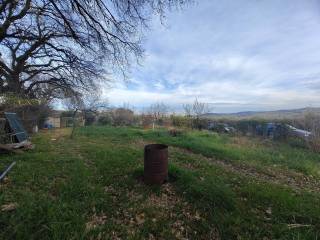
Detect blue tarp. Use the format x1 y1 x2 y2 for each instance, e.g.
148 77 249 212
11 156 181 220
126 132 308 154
4 112 28 142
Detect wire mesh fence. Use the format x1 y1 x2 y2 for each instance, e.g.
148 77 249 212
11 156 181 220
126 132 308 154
0 114 85 144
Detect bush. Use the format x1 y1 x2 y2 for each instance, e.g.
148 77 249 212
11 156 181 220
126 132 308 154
300 112 320 152
98 114 113 125
288 137 308 149
171 115 191 128
273 123 290 141
192 117 210 130
84 111 96 126
112 108 134 126
234 120 267 136
308 138 320 152
97 108 136 126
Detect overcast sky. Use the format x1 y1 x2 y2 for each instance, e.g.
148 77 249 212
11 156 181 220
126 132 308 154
104 0 320 113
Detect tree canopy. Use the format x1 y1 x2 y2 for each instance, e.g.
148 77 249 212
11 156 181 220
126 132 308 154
0 0 188 100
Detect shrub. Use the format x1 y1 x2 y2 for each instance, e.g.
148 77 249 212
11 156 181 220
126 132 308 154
83 111 96 126
301 112 320 152
171 115 191 128
273 123 290 141
98 114 113 125
112 108 134 126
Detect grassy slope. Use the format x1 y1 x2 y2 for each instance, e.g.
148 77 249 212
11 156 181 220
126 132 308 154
139 128 320 178
0 126 320 239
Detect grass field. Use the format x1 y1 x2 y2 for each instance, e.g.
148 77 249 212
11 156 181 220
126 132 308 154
1 126 320 239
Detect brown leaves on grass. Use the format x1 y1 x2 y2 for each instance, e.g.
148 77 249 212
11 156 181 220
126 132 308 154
1 202 18 212
143 184 211 239
287 223 312 229
0 176 11 190
104 182 217 239
144 184 178 209
135 213 145 225
86 213 107 231
85 207 107 232
265 207 272 215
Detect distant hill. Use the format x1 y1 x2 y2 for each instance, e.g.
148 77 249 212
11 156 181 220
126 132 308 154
202 107 320 120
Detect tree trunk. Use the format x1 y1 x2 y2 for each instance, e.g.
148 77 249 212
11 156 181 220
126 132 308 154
70 109 78 139
7 73 22 95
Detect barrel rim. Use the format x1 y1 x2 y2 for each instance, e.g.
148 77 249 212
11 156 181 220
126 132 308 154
144 143 168 151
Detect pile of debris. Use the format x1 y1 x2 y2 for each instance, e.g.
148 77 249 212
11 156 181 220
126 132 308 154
0 112 34 153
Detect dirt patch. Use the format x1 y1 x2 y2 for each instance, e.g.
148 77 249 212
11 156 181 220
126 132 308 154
41 128 71 141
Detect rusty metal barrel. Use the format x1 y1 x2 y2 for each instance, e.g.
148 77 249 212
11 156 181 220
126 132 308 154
144 144 168 185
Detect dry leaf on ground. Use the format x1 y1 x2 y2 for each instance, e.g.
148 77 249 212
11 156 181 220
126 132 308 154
1 202 18 212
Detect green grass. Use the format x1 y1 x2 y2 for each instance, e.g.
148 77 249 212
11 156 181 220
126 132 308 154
1 126 320 239
82 126 320 178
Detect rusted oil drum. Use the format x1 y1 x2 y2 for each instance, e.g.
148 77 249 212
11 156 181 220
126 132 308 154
144 144 168 185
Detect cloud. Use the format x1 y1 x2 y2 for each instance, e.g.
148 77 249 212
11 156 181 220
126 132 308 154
103 0 320 113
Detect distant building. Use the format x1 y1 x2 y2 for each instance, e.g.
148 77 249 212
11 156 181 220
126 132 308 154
43 110 85 129
44 111 62 128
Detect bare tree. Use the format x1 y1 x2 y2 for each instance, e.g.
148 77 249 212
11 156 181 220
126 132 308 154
192 98 210 118
82 90 108 126
302 111 320 151
182 98 210 129
148 102 169 130
64 93 84 139
64 88 106 138
182 103 193 117
183 98 210 117
0 0 189 99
